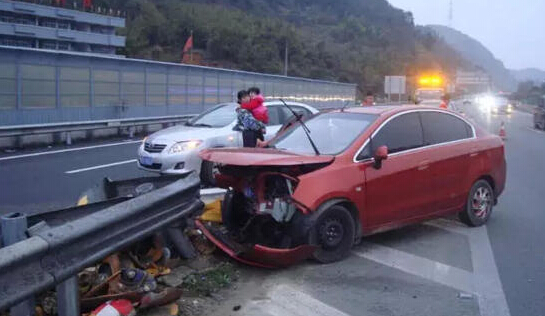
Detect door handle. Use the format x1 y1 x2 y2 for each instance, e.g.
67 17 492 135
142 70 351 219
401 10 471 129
470 147 479 157
418 160 429 171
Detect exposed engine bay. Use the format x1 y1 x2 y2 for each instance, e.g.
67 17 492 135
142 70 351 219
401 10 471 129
208 163 327 250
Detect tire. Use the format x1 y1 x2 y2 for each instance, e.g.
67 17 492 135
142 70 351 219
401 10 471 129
221 189 248 231
200 160 218 187
459 180 494 227
309 205 355 263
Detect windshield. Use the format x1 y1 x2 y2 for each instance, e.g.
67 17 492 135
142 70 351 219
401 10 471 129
270 112 377 155
187 103 238 128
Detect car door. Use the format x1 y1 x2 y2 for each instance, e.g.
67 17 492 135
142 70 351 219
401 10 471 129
419 111 473 214
360 112 433 228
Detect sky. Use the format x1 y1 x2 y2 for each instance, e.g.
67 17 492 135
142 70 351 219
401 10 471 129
387 0 545 70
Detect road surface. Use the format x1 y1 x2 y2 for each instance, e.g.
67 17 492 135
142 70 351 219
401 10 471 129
0 103 543 316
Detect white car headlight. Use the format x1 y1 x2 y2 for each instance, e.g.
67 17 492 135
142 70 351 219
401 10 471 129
169 140 202 154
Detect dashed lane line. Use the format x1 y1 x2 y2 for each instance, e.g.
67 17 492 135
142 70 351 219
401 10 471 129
65 159 137 174
0 140 142 161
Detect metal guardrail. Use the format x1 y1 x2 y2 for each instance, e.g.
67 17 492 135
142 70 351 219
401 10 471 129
0 172 203 312
0 114 196 138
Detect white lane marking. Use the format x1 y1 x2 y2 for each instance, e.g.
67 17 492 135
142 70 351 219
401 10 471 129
469 226 511 316
526 127 545 134
353 242 475 295
515 111 533 117
0 140 142 161
65 159 137 174
242 284 350 316
425 218 469 235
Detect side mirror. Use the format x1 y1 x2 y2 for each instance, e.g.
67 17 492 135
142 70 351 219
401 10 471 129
373 146 388 169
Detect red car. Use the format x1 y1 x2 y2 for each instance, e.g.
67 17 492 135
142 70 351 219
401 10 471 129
196 105 506 268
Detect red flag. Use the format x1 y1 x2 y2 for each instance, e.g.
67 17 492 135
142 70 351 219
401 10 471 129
82 0 92 9
183 34 193 54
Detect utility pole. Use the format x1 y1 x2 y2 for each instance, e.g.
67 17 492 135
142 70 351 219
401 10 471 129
448 0 453 27
284 39 288 76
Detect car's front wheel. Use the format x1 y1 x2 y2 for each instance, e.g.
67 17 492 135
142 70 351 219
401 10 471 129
459 180 494 227
310 205 355 263
200 160 219 187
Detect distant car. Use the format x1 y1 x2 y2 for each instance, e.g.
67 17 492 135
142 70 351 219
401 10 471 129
137 101 318 185
533 97 545 130
196 106 507 267
480 96 513 114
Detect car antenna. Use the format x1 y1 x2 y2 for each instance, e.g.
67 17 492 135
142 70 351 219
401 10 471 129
279 99 320 155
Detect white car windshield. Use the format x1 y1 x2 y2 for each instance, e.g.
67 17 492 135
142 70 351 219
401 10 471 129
271 112 377 155
187 103 238 128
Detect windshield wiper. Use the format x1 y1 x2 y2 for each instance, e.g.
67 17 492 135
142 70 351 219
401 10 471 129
279 99 320 155
340 100 351 112
191 123 212 128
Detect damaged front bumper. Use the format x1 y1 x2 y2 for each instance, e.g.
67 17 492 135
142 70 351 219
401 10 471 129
195 219 316 268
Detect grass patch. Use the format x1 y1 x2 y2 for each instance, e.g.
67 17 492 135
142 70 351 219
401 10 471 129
182 263 236 296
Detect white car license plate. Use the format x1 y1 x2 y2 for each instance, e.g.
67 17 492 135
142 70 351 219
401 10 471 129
139 155 153 166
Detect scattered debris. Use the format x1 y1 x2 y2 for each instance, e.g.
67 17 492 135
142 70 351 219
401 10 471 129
139 288 183 310
157 266 195 288
90 299 136 316
138 303 179 316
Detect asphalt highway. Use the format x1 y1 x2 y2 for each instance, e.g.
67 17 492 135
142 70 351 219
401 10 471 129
0 104 544 316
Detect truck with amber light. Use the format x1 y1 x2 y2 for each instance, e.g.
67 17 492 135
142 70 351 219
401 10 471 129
414 75 451 107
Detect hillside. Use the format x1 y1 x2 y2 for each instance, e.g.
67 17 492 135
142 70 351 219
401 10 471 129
511 68 545 83
96 0 466 96
428 25 517 92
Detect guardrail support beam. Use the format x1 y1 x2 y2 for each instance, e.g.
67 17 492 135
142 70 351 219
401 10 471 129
56 276 80 316
1 212 35 316
65 132 72 146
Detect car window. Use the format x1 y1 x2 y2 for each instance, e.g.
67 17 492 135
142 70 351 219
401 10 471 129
420 112 472 145
188 103 237 128
267 106 282 126
280 106 312 123
371 112 424 154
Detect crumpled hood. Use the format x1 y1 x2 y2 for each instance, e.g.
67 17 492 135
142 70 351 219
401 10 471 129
199 148 334 166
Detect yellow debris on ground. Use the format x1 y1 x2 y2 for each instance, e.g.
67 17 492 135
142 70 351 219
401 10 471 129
199 199 222 223
77 195 89 206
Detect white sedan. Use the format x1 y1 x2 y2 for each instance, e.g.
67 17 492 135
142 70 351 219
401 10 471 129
137 101 318 185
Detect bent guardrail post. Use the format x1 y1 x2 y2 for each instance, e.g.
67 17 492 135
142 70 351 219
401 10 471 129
0 173 204 312
1 212 36 316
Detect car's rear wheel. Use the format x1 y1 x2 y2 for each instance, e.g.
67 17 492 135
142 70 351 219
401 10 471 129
310 205 355 263
459 180 494 227
200 160 219 187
